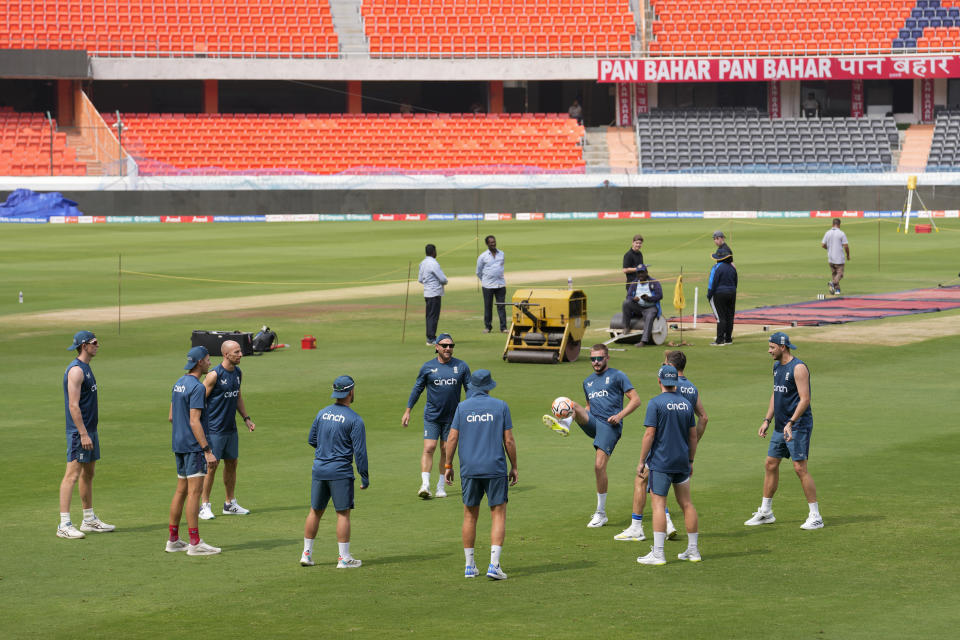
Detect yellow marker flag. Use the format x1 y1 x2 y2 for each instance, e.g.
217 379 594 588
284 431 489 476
673 274 685 313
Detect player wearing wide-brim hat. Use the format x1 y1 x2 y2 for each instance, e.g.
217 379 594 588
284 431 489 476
744 333 823 531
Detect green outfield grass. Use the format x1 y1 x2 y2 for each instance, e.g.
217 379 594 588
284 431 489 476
1 218 958 639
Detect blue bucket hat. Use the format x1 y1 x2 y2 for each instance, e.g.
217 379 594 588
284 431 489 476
331 375 356 399
469 369 497 392
769 332 797 350
68 330 96 350
658 364 679 386
184 345 209 370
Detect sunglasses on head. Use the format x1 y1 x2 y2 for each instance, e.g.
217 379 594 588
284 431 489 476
437 343 455 349
86 339 99 346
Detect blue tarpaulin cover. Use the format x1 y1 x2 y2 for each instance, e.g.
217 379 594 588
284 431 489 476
0 189 82 218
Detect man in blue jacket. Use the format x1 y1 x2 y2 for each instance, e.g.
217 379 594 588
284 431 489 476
707 252 737 346
621 265 663 347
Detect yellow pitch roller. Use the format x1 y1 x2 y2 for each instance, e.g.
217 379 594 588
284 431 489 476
502 288 588 364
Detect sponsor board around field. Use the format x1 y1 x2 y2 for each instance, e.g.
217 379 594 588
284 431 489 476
515 212 545 220
373 214 427 221
483 213 512 221
598 55 960 83
0 217 47 223
599 211 651 219
810 210 863 218
427 213 456 221
863 211 901 218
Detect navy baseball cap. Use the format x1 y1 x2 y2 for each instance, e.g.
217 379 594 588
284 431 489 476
331 375 355 399
636 264 648 272
435 333 453 344
470 369 497 392
184 345 209 369
658 364 679 386
769 332 797 349
68 330 96 350
713 230 725 238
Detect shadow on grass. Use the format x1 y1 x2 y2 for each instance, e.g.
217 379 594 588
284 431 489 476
228 537 301 552
511 558 597 576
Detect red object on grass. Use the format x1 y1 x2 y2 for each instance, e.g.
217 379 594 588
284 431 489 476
301 335 317 349
915 224 932 234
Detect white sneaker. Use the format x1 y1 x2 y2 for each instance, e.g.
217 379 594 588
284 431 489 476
744 510 776 526
165 538 189 553
222 500 250 515
486 563 508 580
587 511 608 528
186 539 222 556
613 526 645 541
337 557 362 569
300 550 314 566
678 547 702 562
418 484 432 499
637 547 667 566
199 503 215 520
434 486 448 498
666 514 677 540
80 518 115 533
464 565 480 578
542 414 570 437
56 524 85 539
801 514 824 530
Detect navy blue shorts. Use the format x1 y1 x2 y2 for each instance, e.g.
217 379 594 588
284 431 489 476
209 430 239 460
311 476 355 512
649 470 691 496
768 428 811 461
423 419 452 442
461 476 508 508
577 415 621 456
175 451 207 479
67 430 100 463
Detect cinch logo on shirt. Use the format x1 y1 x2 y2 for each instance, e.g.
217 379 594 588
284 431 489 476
680 385 695 395
223 390 240 399
466 412 495 422
322 412 346 423
173 384 186 393
433 378 458 386
90 384 98 392
773 385 788 393
588 389 610 400
666 402 690 410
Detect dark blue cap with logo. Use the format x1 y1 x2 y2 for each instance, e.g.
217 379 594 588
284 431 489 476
184 345 209 369
332 375 355 399
68 330 96 350
658 364 679 386
769 331 797 349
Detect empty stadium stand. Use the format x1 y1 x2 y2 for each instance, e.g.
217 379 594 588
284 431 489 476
0 0 339 56
0 108 86 176
637 108 898 173
100 112 586 175
362 0 636 57
648 0 928 55
926 110 960 170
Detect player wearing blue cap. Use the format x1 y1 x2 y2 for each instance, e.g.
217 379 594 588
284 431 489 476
636 364 700 566
401 333 471 499
744 332 823 530
300 375 369 569
57 330 115 539
198 340 256 521
444 369 518 580
166 346 220 556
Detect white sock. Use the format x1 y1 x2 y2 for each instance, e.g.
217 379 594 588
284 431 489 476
464 548 475 567
303 538 314 554
560 416 573 428
653 531 666 553
437 477 445 490
421 471 430 486
82 508 95 522
596 493 607 513
761 497 773 513
490 545 502 566
202 502 211 509
338 542 351 559
808 502 820 517
60 512 71 527
687 532 699 549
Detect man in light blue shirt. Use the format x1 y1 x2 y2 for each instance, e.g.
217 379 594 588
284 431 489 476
476 235 507 334
445 369 518 580
418 243 448 345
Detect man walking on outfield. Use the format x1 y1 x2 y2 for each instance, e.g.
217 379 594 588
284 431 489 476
476 234 508 334
636 365 700 566
542 344 641 528
745 332 823 530
199 340 256 520
58 330 114 539
821 217 850 295
166 346 220 556
444 369 518 580
614 350 707 542
418 243 448 345
301 375 368 568
401 333 471 499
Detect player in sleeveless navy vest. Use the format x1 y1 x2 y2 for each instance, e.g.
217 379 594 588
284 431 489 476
636 365 701 566
301 375 368 569
166 346 221 556
401 333 471 500
745 333 823 531
199 340 256 520
444 369 518 580
58 330 115 539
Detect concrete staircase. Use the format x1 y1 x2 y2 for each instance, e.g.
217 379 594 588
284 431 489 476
897 124 934 173
62 127 106 176
329 0 368 56
583 126 638 173
583 127 611 172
